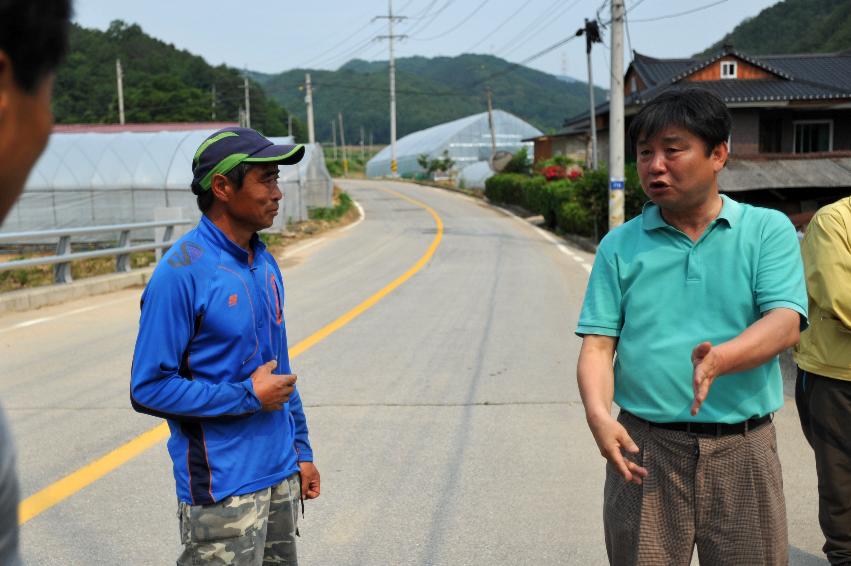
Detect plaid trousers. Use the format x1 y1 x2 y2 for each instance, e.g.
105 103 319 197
604 411 787 566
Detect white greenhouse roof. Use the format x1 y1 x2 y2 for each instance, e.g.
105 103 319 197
24 130 299 191
366 110 542 178
2 130 328 234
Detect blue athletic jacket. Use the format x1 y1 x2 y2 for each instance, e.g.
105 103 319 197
130 215 312 505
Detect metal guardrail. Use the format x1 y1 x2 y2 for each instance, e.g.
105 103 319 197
0 220 193 284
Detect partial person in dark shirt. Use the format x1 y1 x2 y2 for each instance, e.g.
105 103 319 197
0 1 72 564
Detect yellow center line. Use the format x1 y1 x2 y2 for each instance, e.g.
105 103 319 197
19 186 443 526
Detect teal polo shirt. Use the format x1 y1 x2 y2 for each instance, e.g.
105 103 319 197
576 195 808 423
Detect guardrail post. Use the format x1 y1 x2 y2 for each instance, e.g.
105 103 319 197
156 224 174 262
116 229 131 272
54 236 72 284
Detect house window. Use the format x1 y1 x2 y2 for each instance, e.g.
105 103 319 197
720 61 737 79
794 120 833 153
759 115 783 153
630 76 637 93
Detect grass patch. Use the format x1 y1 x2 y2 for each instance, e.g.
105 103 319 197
308 191 353 221
0 251 155 292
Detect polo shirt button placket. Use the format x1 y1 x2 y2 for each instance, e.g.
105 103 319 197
687 247 701 282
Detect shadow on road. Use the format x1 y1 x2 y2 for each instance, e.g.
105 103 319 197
790 545 828 565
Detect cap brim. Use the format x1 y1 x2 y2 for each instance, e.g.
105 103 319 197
244 143 305 165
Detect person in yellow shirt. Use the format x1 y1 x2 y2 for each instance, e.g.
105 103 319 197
794 195 851 566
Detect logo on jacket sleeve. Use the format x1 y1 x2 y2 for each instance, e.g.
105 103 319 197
167 242 205 268
228 294 238 307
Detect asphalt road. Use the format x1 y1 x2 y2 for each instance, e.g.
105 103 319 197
2 179 828 565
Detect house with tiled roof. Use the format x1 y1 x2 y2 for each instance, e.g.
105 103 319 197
528 46 851 216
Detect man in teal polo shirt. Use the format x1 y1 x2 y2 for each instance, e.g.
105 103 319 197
576 89 807 566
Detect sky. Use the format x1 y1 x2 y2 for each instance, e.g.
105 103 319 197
72 0 781 88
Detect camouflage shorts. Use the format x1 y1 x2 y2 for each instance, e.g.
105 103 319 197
177 473 301 566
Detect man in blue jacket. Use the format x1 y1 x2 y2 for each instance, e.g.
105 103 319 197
131 127 320 565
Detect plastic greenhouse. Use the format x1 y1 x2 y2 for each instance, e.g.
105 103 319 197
1 129 332 238
366 110 542 178
458 161 496 189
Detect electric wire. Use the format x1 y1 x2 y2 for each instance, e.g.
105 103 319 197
402 0 455 37
294 19 380 69
409 0 491 41
492 0 566 55
497 0 585 58
470 32 582 86
464 0 533 52
629 0 730 23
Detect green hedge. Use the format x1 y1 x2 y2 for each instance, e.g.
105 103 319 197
485 165 646 241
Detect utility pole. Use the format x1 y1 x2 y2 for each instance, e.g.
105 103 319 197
360 126 366 162
485 87 497 158
115 58 125 125
288 114 293 138
338 112 349 176
243 76 251 129
375 1 407 177
304 73 316 144
582 19 602 170
211 84 217 121
331 120 337 161
608 0 625 230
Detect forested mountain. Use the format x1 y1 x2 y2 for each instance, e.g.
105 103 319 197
54 21 304 138
697 0 851 57
253 54 608 144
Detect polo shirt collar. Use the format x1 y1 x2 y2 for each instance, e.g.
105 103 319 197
641 194 742 231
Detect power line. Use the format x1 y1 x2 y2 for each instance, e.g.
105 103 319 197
497 0 585 58
294 19 380 69
464 0 533 53
626 0 648 13
402 0 455 38
313 35 381 70
407 0 440 21
624 0 634 58
410 0 490 41
629 0 729 23
492 0 565 55
471 32 582 86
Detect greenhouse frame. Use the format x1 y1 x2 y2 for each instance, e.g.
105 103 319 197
1 128 333 239
366 109 542 180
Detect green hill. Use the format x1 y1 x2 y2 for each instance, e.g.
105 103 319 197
54 21 304 138
697 0 851 56
254 54 608 144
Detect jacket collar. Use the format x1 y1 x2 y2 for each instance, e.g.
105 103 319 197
199 214 266 264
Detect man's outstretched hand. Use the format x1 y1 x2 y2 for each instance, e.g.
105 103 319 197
587 413 648 485
691 341 723 416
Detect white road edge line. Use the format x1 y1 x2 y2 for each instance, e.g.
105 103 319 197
284 237 326 256
0 296 136 335
282 197 364 258
493 205 593 272
339 200 365 232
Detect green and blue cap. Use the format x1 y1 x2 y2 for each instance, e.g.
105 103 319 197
191 127 305 193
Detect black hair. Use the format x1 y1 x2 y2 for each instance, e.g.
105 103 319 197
193 162 250 213
628 88 731 157
0 0 72 93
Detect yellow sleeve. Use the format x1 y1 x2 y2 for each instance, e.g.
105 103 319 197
802 210 851 330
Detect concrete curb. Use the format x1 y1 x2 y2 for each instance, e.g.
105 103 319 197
0 267 154 315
